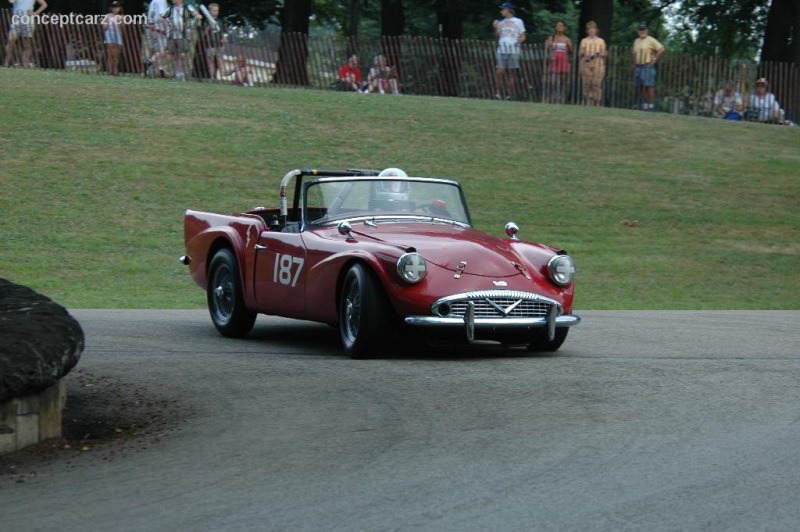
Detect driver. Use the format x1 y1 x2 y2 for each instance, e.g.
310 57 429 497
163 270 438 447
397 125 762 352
375 168 411 205
373 168 451 217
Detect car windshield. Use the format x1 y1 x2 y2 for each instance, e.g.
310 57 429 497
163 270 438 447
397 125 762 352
305 179 470 225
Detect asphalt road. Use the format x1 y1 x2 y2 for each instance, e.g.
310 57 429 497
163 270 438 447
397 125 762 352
2 310 800 532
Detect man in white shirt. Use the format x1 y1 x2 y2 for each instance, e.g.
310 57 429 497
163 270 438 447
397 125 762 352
493 1 526 100
4 0 48 68
713 81 743 119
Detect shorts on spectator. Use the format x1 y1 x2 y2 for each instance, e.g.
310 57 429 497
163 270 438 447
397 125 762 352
635 65 657 88
496 52 520 70
168 38 189 54
206 47 220 58
147 30 167 52
8 21 35 39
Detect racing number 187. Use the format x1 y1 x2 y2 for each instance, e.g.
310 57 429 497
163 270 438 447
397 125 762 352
273 254 304 287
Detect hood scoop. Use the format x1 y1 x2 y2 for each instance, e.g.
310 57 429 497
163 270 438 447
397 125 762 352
512 261 532 280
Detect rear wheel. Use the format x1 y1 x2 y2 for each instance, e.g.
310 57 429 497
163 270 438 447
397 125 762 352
527 328 569 353
340 263 388 359
207 248 256 338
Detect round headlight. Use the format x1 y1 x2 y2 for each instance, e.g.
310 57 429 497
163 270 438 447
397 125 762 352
548 255 576 286
397 253 427 284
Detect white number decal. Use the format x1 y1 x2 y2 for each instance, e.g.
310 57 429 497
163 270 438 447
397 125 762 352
273 253 304 287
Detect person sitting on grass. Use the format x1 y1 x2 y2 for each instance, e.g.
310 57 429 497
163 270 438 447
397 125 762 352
747 78 785 124
338 54 366 92
368 54 399 95
229 55 252 86
713 81 744 120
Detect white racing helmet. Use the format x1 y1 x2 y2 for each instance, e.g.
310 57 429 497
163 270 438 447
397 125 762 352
376 168 410 201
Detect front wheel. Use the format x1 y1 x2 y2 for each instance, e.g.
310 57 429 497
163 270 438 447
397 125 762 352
207 248 257 338
340 263 388 359
527 328 569 353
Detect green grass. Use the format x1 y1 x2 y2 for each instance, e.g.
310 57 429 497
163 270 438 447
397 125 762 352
2 69 799 309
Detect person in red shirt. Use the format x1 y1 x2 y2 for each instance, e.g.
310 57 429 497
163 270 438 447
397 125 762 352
338 55 365 92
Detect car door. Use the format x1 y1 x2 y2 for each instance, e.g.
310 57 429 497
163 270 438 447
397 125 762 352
253 231 307 315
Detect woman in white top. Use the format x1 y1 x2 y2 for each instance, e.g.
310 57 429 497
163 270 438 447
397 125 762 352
544 20 573 103
102 1 124 76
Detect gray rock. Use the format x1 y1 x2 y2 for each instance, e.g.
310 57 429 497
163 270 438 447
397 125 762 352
0 279 84 402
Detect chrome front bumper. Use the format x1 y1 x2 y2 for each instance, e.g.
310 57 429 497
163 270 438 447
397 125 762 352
404 315 581 327
404 289 580 343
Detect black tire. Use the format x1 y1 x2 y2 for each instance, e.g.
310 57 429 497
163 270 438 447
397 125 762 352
207 248 256 338
339 263 388 359
527 328 569 353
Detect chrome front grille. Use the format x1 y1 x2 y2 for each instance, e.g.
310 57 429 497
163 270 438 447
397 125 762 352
432 290 561 319
450 299 551 318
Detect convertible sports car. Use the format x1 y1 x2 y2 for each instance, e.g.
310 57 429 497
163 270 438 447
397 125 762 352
180 168 579 358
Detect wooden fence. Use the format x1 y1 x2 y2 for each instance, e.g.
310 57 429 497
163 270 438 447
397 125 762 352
1 9 797 122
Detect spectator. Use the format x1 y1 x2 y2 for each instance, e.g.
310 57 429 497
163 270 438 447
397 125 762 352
545 20 573 103
493 1 525 100
338 55 365 92
102 1 124 76
713 81 744 120
746 78 785 124
368 54 399 95
578 20 606 106
632 22 665 111
3 0 48 68
229 55 252 86
144 0 169 77
162 0 202 80
201 2 223 80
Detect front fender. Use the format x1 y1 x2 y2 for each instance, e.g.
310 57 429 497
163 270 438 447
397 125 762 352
304 248 403 323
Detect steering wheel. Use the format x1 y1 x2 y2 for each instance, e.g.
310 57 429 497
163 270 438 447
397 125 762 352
416 199 451 218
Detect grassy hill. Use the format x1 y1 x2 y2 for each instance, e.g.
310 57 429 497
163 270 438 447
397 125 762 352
1 69 798 309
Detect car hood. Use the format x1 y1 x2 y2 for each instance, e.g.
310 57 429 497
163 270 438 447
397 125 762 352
349 221 534 278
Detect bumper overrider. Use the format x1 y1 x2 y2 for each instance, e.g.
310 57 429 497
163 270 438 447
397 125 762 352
404 290 580 343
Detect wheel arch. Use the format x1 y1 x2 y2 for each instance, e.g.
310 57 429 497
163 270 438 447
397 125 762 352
206 237 236 275
334 256 395 322
335 258 370 322
205 236 251 303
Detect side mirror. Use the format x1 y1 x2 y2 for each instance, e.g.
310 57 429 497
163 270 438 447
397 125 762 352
338 221 354 240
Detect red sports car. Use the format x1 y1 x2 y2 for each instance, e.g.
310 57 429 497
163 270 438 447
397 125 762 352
180 168 579 358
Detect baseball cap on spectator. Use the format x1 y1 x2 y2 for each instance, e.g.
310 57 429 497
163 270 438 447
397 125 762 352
755 78 769 87
500 2 515 10
638 22 648 30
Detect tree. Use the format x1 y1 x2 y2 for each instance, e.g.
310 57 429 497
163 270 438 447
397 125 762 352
379 0 404 87
610 0 665 47
345 0 364 56
273 0 312 85
666 0 769 60
578 0 613 47
436 0 463 96
762 0 800 64
436 0 463 40
381 0 405 36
